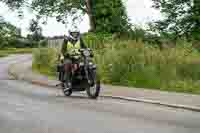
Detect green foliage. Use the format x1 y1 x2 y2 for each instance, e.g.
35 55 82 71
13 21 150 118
39 39 48 47
128 26 147 41
1 0 131 33
32 48 59 76
0 15 37 49
0 53 7 57
0 38 39 49
0 16 18 48
28 19 43 42
10 39 39 48
83 32 112 49
94 40 200 94
94 0 131 33
152 0 200 41
0 0 25 9
0 48 32 57
32 37 200 94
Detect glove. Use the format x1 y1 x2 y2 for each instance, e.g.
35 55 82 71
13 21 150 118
60 54 64 61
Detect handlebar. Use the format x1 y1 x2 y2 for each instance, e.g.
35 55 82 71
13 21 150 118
79 48 91 52
79 48 94 57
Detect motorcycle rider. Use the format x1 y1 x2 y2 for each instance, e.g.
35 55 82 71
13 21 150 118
59 29 86 89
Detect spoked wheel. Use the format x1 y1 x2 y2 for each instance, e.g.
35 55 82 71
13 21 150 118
86 70 100 99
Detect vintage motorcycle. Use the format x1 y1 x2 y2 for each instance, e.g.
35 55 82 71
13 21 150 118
58 48 100 99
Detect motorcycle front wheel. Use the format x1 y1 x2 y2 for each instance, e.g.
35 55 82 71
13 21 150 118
63 89 72 96
62 83 72 96
86 70 100 99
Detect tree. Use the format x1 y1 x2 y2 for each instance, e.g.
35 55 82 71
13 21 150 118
1 0 131 33
28 18 43 41
0 15 3 22
0 16 18 38
16 28 22 37
152 0 200 40
94 0 131 33
0 16 19 48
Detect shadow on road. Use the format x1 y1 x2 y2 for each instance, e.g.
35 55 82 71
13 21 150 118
56 94 98 100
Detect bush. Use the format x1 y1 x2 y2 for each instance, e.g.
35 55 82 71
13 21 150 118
0 37 39 49
39 39 48 47
83 32 112 49
32 48 59 77
32 37 200 94
94 40 200 94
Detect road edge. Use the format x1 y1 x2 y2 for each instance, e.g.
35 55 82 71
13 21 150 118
101 95 200 112
8 61 200 112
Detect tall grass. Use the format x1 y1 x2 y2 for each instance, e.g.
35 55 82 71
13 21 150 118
32 39 200 94
32 48 59 77
94 40 200 94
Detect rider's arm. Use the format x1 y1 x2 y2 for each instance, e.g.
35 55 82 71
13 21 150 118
80 37 94 57
61 38 68 57
80 37 87 48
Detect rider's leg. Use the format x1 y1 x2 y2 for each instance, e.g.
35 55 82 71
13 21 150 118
56 64 65 87
58 64 63 81
63 59 72 88
60 69 65 82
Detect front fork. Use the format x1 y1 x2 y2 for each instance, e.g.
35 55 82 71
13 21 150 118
84 57 92 86
84 65 91 85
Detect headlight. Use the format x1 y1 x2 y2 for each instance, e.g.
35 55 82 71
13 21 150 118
89 62 93 65
83 50 90 57
79 62 84 66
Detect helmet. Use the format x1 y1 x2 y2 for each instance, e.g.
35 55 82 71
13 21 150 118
68 29 80 41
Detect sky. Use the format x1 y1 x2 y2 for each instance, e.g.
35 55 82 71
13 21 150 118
0 0 161 37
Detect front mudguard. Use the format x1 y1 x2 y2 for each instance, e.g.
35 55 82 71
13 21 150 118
89 64 97 70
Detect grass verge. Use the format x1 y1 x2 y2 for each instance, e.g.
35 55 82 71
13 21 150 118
0 53 8 57
0 48 33 56
32 40 200 95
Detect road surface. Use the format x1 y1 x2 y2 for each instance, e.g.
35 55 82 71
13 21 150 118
0 54 32 80
0 55 200 133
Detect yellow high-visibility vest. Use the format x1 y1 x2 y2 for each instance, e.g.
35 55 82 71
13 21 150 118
66 40 81 56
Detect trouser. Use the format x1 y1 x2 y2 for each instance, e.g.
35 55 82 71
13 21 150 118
63 58 72 84
59 58 80 84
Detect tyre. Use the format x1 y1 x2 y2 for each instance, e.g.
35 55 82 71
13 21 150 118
86 70 100 99
62 84 72 96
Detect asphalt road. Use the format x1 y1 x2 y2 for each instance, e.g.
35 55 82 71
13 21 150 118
0 54 32 80
0 55 200 133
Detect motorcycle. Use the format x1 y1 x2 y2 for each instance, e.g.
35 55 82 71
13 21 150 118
58 48 100 99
